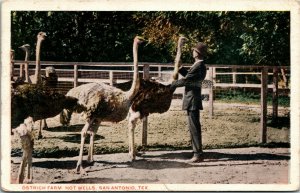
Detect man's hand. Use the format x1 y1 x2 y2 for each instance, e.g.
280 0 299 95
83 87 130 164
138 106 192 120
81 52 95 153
170 81 177 90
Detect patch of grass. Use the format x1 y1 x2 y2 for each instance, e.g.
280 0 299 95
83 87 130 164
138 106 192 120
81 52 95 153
216 89 290 107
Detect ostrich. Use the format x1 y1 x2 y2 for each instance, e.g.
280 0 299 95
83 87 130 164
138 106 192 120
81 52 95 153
59 36 144 174
11 84 78 183
32 32 46 85
11 32 78 183
12 117 34 184
38 66 59 138
17 33 58 139
12 32 46 88
126 36 188 160
18 44 30 83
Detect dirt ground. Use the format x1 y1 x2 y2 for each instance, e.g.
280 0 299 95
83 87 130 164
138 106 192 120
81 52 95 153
11 147 289 185
10 100 291 185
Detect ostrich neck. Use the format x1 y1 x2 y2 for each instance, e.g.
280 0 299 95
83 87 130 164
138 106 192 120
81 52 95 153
172 42 183 81
126 42 140 101
25 50 29 61
34 39 42 84
24 50 30 82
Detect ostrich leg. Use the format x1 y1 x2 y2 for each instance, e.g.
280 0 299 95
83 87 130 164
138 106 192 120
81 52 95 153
76 119 94 174
26 139 34 183
17 135 33 183
87 120 100 163
128 109 141 161
17 138 27 183
38 119 48 139
42 119 48 130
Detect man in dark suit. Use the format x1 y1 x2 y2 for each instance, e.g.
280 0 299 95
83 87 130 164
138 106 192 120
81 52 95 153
171 42 207 163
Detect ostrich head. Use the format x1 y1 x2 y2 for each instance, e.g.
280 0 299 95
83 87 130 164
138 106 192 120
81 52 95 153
19 44 30 52
45 66 56 77
172 35 188 81
178 36 188 47
134 36 145 45
37 32 47 41
126 36 146 101
24 117 34 133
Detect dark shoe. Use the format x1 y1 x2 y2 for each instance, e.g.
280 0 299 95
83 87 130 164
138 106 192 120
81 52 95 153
187 156 204 163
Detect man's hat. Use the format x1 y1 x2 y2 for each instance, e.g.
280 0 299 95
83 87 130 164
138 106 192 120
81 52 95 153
193 42 207 56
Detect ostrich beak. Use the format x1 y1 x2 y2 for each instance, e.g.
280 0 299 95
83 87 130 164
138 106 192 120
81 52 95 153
135 36 147 46
180 36 189 42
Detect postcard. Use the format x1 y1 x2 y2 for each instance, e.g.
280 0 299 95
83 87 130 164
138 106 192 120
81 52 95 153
1 0 299 191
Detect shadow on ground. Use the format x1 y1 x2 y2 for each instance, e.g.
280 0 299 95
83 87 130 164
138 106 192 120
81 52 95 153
143 151 290 162
55 177 159 184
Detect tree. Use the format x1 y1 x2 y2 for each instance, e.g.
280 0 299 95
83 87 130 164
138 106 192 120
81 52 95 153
11 11 290 65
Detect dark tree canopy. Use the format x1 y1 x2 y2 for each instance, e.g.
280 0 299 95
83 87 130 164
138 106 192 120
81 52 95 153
11 11 290 65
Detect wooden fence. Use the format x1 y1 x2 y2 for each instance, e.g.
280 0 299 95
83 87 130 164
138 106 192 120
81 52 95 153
12 60 290 144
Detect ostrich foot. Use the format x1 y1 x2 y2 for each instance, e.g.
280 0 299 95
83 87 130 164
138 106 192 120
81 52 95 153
24 178 33 184
75 165 86 175
17 177 24 184
37 134 43 140
87 157 94 164
42 125 48 130
129 153 136 161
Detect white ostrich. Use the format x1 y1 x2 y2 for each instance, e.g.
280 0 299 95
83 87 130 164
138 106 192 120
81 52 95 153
127 36 188 160
12 117 35 183
60 36 144 173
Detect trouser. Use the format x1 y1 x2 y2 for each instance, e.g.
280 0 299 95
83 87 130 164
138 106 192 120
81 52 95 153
187 110 203 157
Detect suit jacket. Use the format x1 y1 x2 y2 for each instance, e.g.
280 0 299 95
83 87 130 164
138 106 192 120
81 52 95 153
172 60 207 110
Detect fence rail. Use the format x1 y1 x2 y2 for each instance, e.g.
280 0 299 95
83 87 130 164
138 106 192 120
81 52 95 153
12 60 290 90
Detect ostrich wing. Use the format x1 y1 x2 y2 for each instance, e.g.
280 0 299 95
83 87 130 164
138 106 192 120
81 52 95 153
131 80 173 118
66 82 129 122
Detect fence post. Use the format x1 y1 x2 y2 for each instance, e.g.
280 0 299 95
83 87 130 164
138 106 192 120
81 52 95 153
232 67 237 84
209 67 214 118
142 63 150 148
158 66 161 80
109 71 116 86
272 67 279 123
260 67 268 143
74 64 78 88
10 50 15 80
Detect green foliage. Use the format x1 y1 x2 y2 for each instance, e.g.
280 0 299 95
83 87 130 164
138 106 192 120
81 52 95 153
215 88 290 107
11 11 290 65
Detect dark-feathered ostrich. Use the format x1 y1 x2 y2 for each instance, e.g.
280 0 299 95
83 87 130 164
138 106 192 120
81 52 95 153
126 36 188 160
59 36 144 174
12 84 78 183
18 35 59 139
11 32 78 183
37 66 59 138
